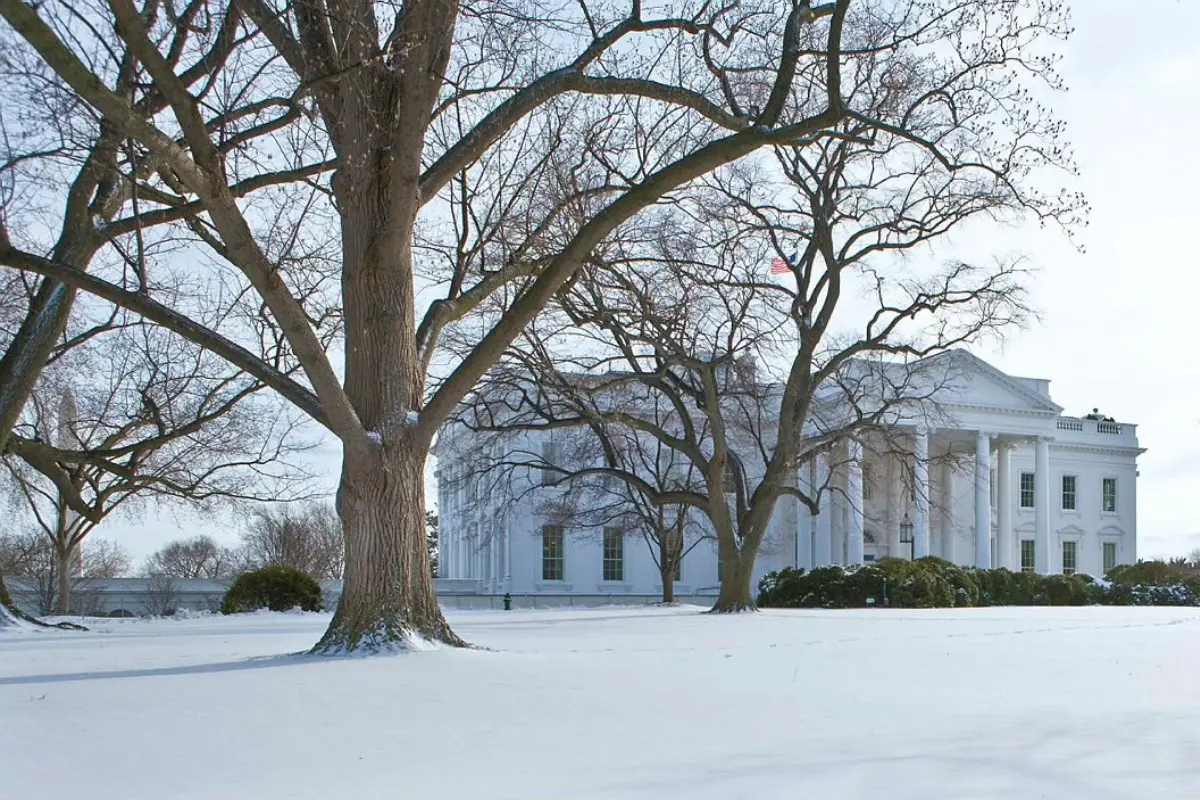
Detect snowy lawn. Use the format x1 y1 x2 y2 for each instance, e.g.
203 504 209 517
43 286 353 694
2 606 1198 799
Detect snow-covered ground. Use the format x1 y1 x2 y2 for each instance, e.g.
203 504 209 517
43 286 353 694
3 606 1198 799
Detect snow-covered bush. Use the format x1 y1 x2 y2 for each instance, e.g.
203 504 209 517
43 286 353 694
1104 561 1200 606
220 566 322 614
757 560 1104 609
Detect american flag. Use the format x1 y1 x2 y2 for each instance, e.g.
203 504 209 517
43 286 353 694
769 252 796 275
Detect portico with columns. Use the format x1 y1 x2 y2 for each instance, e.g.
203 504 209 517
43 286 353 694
796 351 1144 577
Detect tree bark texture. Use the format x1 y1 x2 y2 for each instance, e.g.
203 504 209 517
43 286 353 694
711 549 757 613
313 447 463 653
56 547 72 615
308 0 464 652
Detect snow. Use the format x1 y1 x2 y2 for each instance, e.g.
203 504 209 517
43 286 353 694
3 606 1199 799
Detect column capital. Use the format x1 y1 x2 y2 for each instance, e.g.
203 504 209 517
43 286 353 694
1036 435 1055 444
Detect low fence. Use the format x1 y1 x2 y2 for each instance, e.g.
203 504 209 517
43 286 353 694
5 576 716 617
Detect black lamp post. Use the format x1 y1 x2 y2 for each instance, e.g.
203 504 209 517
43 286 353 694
900 515 915 561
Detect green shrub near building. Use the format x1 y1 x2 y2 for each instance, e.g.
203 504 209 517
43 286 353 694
757 558 1193 610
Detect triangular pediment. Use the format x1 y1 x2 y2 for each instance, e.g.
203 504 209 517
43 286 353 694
920 350 1063 414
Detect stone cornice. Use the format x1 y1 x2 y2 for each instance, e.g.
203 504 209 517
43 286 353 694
1050 442 1147 457
942 401 1060 418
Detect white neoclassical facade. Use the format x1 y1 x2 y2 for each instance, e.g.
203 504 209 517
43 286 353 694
434 351 1144 598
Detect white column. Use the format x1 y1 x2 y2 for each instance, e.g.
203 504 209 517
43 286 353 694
813 453 833 566
912 430 931 559
1035 436 1053 574
846 440 865 565
974 431 992 568
492 532 502 592
503 520 512 592
996 444 1013 570
886 456 902 559
940 460 956 563
473 530 482 580
1128 468 1138 565
796 468 813 569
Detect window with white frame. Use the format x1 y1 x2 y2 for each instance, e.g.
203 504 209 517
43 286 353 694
1061 540 1077 576
990 469 996 509
541 525 564 580
1061 474 1077 511
862 462 874 502
1102 541 1117 573
1102 477 1117 513
602 528 624 582
540 441 561 486
1019 472 1035 508
1020 539 1036 572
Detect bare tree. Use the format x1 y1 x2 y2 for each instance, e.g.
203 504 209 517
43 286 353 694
237 502 344 580
139 573 181 616
460 3 1085 608
2 0 1080 642
141 534 236 579
2 311 312 612
0 0 888 651
0 531 129 615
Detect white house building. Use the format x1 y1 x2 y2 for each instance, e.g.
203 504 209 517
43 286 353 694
433 351 1144 599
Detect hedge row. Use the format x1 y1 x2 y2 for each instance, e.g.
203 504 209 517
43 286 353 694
756 557 1200 609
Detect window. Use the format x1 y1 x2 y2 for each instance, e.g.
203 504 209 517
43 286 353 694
1019 472 1035 508
1102 541 1117 572
541 525 564 580
990 469 996 509
1061 540 1077 576
602 528 624 582
1102 477 1117 513
862 463 874 502
540 441 560 485
1061 475 1077 511
1020 539 1036 573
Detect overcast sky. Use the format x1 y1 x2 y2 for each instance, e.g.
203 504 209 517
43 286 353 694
88 0 1200 565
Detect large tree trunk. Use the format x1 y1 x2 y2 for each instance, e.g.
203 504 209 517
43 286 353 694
711 549 757 613
56 546 72 615
306 2 462 654
661 565 676 604
314 450 462 652
312 444 464 654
